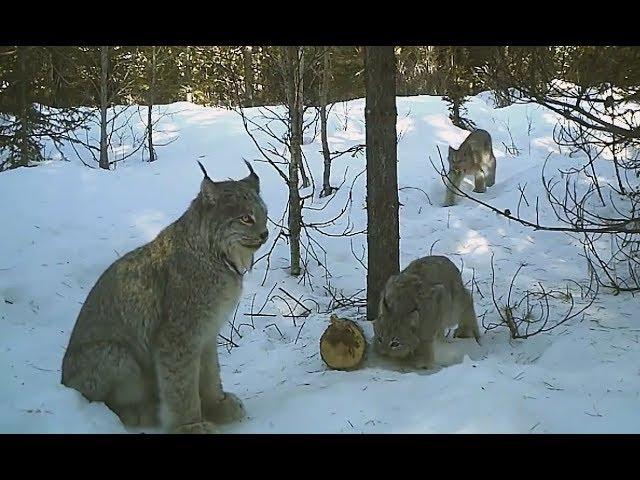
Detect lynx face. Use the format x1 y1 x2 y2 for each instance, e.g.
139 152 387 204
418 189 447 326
447 145 474 173
374 271 449 360
197 161 269 273
373 276 422 359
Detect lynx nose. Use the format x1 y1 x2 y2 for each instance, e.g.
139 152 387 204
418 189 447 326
259 230 269 242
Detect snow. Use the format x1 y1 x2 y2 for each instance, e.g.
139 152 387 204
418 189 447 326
1 92 640 434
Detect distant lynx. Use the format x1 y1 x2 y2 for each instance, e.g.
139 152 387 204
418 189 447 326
443 129 497 207
61 161 269 434
373 255 480 369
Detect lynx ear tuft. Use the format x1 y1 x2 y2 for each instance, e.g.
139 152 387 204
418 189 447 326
197 161 211 180
242 160 260 193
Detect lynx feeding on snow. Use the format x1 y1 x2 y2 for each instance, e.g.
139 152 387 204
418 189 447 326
373 255 480 369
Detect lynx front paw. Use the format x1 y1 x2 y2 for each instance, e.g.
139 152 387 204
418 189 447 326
118 403 159 428
412 350 436 370
202 392 246 424
453 325 480 341
171 421 218 434
413 357 436 370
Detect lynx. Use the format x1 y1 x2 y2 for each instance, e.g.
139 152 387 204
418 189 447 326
443 129 496 207
61 161 269 434
373 255 480 369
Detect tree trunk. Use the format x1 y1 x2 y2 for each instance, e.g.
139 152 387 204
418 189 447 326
285 46 303 277
16 46 30 168
364 46 400 321
147 46 157 162
185 46 193 103
50 48 63 106
319 46 334 198
297 48 311 189
451 96 461 127
243 46 254 107
99 46 110 170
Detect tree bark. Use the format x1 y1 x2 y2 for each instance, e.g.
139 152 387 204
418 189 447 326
16 46 30 168
451 95 461 127
285 46 303 276
364 46 400 321
319 46 334 198
243 46 254 107
297 48 310 189
99 46 110 170
147 46 157 162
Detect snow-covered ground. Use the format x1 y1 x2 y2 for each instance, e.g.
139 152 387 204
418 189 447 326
1 93 640 433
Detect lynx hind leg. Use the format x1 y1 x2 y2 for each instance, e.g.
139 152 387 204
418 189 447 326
443 169 464 207
62 342 158 428
453 289 481 343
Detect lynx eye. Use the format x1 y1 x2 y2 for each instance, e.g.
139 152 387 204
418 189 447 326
240 214 255 225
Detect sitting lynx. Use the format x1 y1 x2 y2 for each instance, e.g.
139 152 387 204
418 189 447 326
61 161 269 434
373 255 480 369
443 129 497 207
